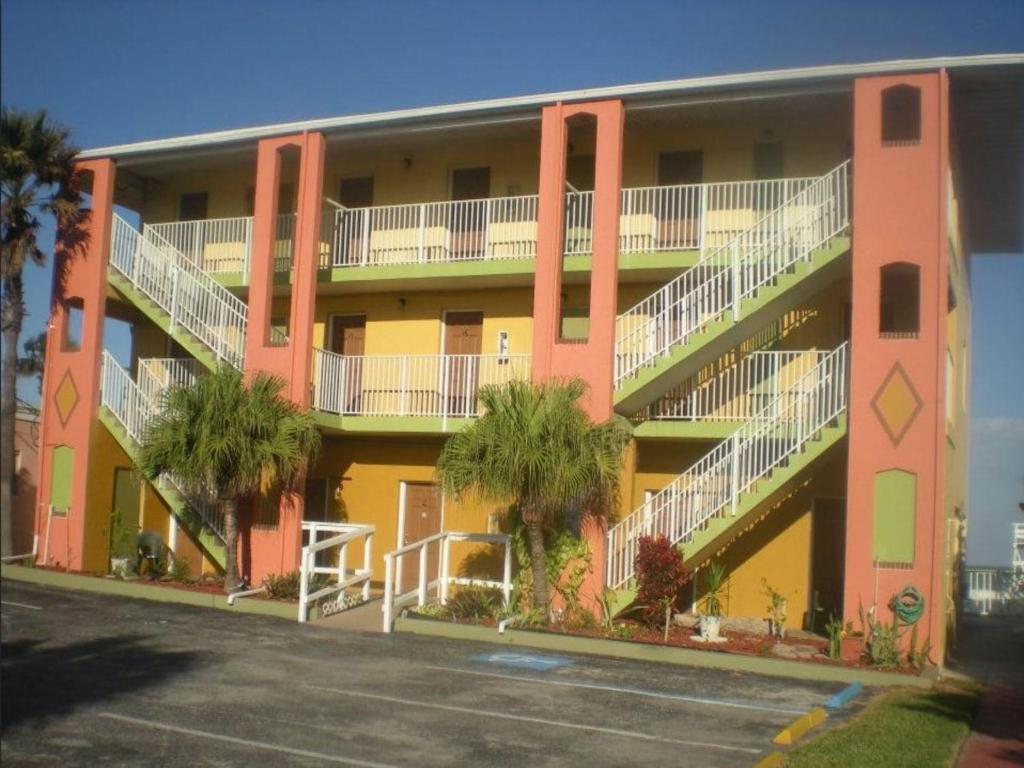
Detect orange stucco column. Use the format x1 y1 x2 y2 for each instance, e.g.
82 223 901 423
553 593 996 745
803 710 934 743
532 99 624 606
33 159 115 571
844 72 951 660
242 131 325 584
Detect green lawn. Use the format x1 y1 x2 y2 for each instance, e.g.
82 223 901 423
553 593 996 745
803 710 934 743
783 681 979 768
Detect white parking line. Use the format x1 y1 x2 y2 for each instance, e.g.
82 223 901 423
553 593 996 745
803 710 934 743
309 685 762 754
98 713 398 767
422 664 806 715
0 600 42 611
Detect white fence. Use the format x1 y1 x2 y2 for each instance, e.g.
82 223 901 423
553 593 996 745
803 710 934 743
137 357 202 404
311 349 531 422
382 531 513 632
143 175 825 277
99 351 225 538
964 567 1016 615
614 161 850 386
607 343 848 589
644 350 831 422
111 214 248 369
297 521 375 623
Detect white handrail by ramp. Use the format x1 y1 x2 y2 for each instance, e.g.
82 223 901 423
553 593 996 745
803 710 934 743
298 522 375 623
382 531 512 633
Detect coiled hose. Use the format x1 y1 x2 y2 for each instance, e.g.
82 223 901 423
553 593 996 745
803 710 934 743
890 585 925 626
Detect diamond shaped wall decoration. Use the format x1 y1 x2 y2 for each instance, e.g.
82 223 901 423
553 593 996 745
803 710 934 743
871 362 923 446
54 369 80 428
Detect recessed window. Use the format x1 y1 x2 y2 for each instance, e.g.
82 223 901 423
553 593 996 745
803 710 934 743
63 298 84 351
881 85 921 146
880 263 920 337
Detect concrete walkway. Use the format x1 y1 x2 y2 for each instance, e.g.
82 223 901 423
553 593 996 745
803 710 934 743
954 613 1024 767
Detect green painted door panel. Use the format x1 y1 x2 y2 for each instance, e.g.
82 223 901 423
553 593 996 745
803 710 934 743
49 445 74 513
873 469 916 565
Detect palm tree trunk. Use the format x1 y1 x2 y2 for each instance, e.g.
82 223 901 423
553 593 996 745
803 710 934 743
526 521 549 617
221 496 241 593
0 278 23 558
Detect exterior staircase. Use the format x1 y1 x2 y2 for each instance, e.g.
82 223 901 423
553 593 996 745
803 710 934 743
606 343 849 591
613 161 851 415
99 350 226 570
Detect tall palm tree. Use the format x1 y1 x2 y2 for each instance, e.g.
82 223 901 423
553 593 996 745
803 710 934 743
437 378 632 616
137 366 321 592
1 107 82 557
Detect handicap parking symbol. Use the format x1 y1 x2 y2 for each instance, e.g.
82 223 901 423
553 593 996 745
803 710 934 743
472 652 572 671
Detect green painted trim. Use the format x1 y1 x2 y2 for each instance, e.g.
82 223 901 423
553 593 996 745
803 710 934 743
633 420 738 440
680 416 848 564
108 273 220 372
614 236 851 413
49 444 74 512
393 614 932 688
873 469 916 565
313 411 472 436
1 564 298 619
98 409 227 571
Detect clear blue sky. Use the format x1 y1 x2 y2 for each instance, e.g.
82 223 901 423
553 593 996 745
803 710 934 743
3 0 1022 564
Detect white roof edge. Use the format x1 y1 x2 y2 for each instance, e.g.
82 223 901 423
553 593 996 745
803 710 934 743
79 53 1024 160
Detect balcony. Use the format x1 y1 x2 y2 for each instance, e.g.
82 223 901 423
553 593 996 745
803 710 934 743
144 175 817 285
311 349 531 433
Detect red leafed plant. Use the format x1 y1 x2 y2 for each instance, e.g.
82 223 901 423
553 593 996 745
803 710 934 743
634 534 690 641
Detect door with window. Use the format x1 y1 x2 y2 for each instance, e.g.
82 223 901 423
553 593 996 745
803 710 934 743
335 177 374 265
656 150 703 248
443 311 483 416
329 315 366 413
449 167 490 259
400 482 442 593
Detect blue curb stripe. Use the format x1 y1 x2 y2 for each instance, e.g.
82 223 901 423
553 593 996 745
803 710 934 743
825 681 863 709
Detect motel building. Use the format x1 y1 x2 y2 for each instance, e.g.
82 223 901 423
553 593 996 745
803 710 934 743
32 54 1023 661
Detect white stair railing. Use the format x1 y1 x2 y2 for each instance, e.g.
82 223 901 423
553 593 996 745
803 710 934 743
606 343 848 589
137 357 202 404
643 349 831 422
382 531 513 632
99 351 225 539
614 161 850 387
111 214 248 369
311 349 531 422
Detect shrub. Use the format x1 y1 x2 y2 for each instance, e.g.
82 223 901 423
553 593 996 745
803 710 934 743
701 560 728 617
607 621 638 641
447 586 504 620
634 534 689 641
168 556 193 584
263 570 330 601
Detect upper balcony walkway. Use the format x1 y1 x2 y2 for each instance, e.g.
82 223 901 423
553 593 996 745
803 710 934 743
144 176 817 286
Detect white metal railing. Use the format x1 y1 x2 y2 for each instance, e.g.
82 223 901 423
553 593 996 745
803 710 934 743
311 349 531 423
137 357 202 404
607 343 848 589
382 531 513 632
614 161 850 386
644 349 831 422
297 521 375 622
99 351 224 538
111 214 248 369
145 175 829 277
964 567 1015 615
146 213 296 277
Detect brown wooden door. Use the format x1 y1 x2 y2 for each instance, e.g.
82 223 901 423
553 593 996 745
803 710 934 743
337 177 374 264
810 498 846 631
449 167 490 258
329 315 365 412
444 311 483 416
656 150 703 247
401 482 442 593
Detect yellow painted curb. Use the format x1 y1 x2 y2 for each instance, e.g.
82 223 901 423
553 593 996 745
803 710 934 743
753 752 786 768
772 706 827 745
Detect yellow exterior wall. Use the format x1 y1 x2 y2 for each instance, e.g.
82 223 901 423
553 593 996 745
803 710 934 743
691 449 847 629
139 484 212 578
311 436 502 582
82 422 135 573
314 287 534 356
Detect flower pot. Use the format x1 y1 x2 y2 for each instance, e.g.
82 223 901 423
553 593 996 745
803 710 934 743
840 635 864 662
699 615 721 641
110 557 131 577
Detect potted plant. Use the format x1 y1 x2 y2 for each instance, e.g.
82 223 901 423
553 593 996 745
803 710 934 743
699 560 727 641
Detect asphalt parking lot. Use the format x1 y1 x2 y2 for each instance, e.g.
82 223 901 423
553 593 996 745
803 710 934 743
1 580 856 767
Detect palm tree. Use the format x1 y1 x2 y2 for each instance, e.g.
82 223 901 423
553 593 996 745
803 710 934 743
137 366 321 593
436 378 632 616
1 107 83 557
